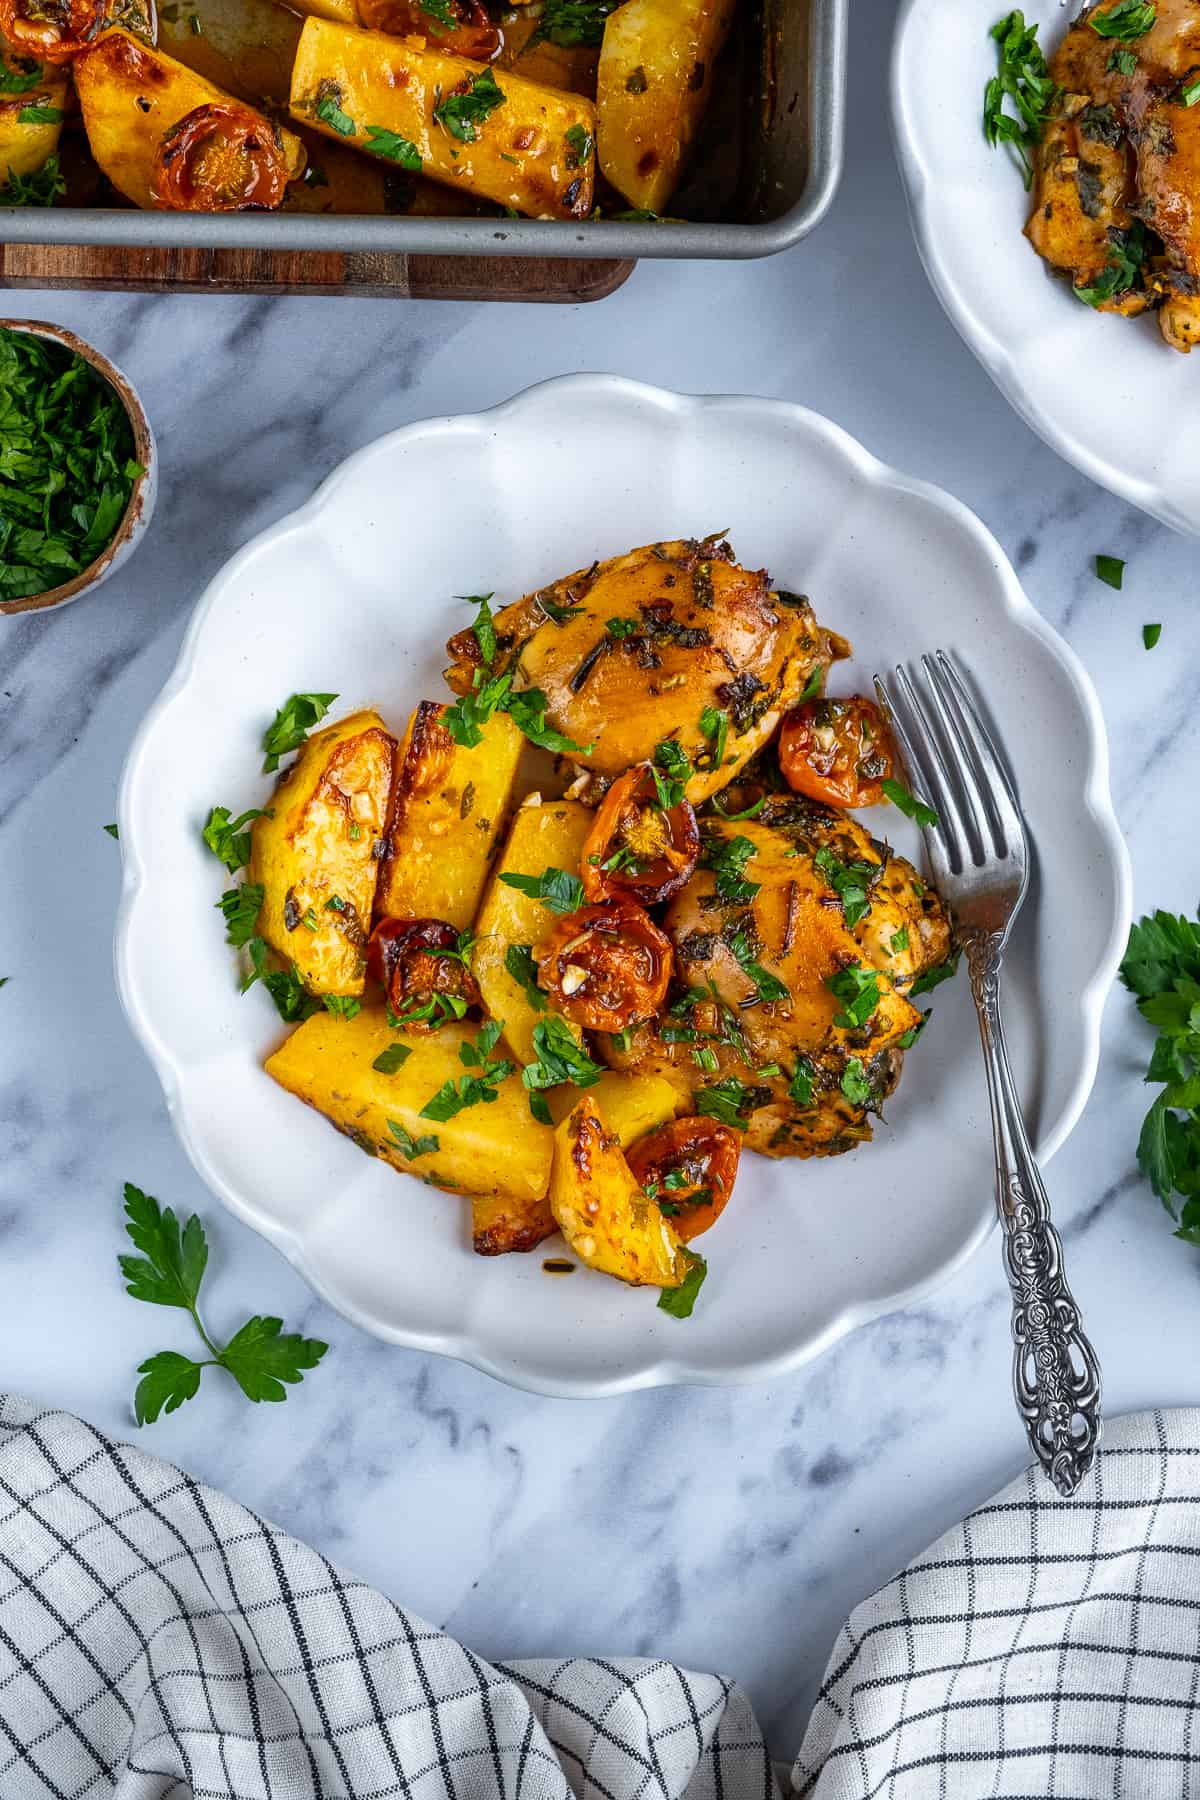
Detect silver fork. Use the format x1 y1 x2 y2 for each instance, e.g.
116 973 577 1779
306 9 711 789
874 651 1102 1497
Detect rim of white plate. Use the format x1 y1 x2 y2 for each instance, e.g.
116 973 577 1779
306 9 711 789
890 0 1194 537
114 375 1132 1396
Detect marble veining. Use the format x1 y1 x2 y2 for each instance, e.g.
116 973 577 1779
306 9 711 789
4 2 1200 1763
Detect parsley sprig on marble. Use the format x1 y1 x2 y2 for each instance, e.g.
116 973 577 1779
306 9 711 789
120 1183 328 1424
1119 911 1200 1240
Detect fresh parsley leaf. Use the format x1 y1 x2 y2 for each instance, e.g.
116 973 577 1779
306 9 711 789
909 952 961 997
795 664 824 706
709 793 766 822
506 686 593 756
0 54 46 93
216 882 264 948
1119 910 1200 1226
692 1045 719 1073
880 777 939 829
813 845 878 927
698 704 729 770
607 616 639 639
729 926 788 1005
316 93 355 135
420 0 456 30
323 994 361 1019
391 991 468 1028
657 1250 707 1318
17 103 61 123
1074 220 1148 307
203 805 269 871
373 1042 413 1073
652 738 692 808
841 1057 873 1106
365 124 422 168
262 692 337 771
0 152 65 207
695 1079 768 1130
459 591 497 666
120 1182 327 1423
0 978 8 991
262 963 323 1023
528 1091 553 1125
788 1058 816 1108
890 928 910 954
387 1119 439 1159
1108 46 1138 71
103 822 119 839
434 68 505 143
443 668 512 747
1144 622 1162 649
826 964 881 1030
1182 75 1200 106
530 0 620 46
700 834 759 904
420 1024 512 1119
984 9 1060 188
498 865 585 914
610 1025 635 1052
1089 0 1155 39
523 1014 603 1094
565 122 593 166
505 943 547 1011
896 1013 929 1050
1096 554 1125 590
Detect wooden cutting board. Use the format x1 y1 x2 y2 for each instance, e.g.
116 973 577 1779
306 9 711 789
0 242 635 301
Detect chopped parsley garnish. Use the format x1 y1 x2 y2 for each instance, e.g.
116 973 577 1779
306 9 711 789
652 739 692 809
420 0 456 30
1182 75 1200 106
657 1250 707 1319
698 704 729 769
420 1020 512 1120
255 957 323 1023
373 1042 413 1074
729 927 788 1005
880 778 939 829
709 793 766 822
530 0 621 46
1095 554 1124 590
1074 221 1148 307
1088 0 1155 39
0 54 45 93
788 1058 816 1108
813 845 877 927
1144 622 1162 649
700 834 759 903
984 10 1060 188
909 951 961 997
897 1014 928 1050
202 804 269 873
890 927 910 954
434 68 505 143
692 1045 719 1073
1108 46 1138 72
442 669 592 757
316 93 355 135
795 664 824 706
606 616 639 639
390 991 468 1029
216 882 264 948
840 1058 872 1106
104 822 119 839
459 591 497 666
498 865 585 914
695 1078 768 1130
1118 909 1200 1239
507 687 593 756
262 692 337 771
505 943 547 1011
365 125 422 169
323 994 361 1020
523 1015 603 1097
0 325 145 599
565 122 593 166
387 1119 439 1159
17 104 62 124
826 964 881 1031
120 1181 327 1423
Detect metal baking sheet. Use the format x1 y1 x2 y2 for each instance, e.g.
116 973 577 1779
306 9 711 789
1 0 845 260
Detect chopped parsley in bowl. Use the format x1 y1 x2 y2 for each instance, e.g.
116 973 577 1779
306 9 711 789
0 318 156 615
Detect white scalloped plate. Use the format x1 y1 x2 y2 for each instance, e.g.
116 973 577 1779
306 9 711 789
116 377 1130 1396
892 0 1200 535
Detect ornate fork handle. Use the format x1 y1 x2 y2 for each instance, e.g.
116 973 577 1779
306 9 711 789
964 934 1102 1496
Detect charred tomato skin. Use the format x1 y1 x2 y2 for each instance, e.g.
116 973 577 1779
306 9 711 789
0 0 103 62
536 900 672 1034
366 916 479 1028
152 103 290 211
356 0 499 56
626 1117 741 1242
582 763 700 906
778 695 897 809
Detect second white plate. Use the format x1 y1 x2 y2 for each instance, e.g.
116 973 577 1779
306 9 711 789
893 0 1200 535
116 376 1130 1395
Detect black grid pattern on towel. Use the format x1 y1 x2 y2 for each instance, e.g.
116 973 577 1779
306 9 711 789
794 1409 1200 1800
0 1396 776 1800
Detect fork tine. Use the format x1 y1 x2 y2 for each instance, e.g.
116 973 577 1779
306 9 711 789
911 654 993 867
932 652 1027 863
882 664 972 876
872 673 945 836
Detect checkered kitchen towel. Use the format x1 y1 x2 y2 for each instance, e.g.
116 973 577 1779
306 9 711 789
1 1400 1198 1799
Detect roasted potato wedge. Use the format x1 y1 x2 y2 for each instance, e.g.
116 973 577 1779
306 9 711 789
74 29 305 209
288 17 596 219
445 537 840 803
266 1005 553 1203
0 61 67 184
550 1095 684 1288
250 708 395 997
374 701 524 931
471 1190 556 1256
471 795 593 1064
596 0 735 213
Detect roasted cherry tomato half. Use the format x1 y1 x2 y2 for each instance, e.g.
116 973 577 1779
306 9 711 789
152 103 290 212
0 0 102 62
356 0 499 57
778 695 897 809
582 763 700 906
367 917 479 1030
536 901 672 1034
626 1117 741 1243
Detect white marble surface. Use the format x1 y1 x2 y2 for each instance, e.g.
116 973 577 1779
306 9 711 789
3 3 1200 1764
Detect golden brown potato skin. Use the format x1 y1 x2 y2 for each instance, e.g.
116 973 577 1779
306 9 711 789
596 0 735 213
445 537 840 803
250 708 395 997
75 29 305 209
549 1096 684 1287
0 48 67 183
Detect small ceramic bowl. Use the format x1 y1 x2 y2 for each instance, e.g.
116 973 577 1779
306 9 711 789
0 318 157 617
